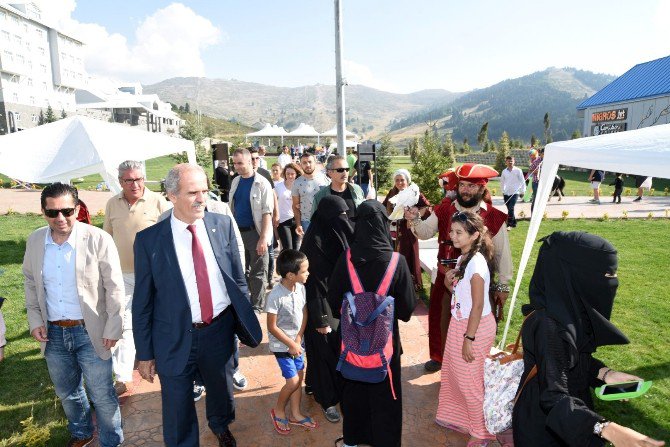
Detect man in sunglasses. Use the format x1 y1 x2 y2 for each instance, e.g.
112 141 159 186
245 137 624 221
312 155 365 219
23 183 125 447
103 160 172 396
405 163 512 373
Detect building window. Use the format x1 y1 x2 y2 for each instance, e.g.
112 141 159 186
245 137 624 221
1 30 9 41
0 11 6 21
17 54 24 65
30 96 35 105
39 47 45 56
11 14 19 25
35 28 43 38
32 114 37 123
12 93 18 102
3 50 12 61
27 78 33 86
42 81 47 91
15 112 21 121
14 35 21 46
41 64 46 73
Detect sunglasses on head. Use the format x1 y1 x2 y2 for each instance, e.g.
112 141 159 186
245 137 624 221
452 211 469 222
329 167 348 173
44 208 76 218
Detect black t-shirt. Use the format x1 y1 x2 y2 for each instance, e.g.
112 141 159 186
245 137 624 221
355 160 372 183
330 187 356 219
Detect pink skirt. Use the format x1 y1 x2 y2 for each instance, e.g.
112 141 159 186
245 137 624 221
435 313 496 440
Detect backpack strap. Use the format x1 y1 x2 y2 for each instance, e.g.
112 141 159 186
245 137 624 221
349 296 394 327
375 252 400 296
346 248 365 294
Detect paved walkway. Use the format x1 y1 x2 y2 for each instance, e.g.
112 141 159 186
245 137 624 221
1 188 669 218
105 304 479 447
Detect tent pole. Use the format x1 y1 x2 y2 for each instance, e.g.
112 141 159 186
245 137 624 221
334 0 346 156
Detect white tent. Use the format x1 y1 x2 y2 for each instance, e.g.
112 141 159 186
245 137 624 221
287 123 320 137
320 126 358 139
0 116 195 195
328 139 358 148
245 123 289 145
500 123 670 346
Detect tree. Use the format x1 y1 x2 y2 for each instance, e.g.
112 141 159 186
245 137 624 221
184 103 190 114
442 133 456 166
571 129 582 139
411 130 452 204
482 141 490 153
530 134 538 148
45 105 56 123
477 122 489 150
461 137 471 154
543 112 552 144
495 131 511 173
171 118 213 168
61 109 67 119
38 110 45 125
374 134 394 191
408 137 420 162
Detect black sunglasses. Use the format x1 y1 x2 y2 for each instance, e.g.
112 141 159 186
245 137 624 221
328 167 348 173
452 211 469 222
44 208 76 218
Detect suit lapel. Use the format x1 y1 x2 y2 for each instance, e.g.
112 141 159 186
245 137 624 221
159 217 179 272
74 223 89 289
203 212 228 276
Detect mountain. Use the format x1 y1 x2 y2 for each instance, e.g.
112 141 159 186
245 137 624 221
388 67 616 145
143 78 462 137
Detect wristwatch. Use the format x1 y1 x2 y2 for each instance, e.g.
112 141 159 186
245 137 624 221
593 420 610 438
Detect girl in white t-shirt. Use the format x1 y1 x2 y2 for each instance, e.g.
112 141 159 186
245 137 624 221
436 211 497 446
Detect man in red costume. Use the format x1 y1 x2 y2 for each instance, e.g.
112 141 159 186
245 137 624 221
405 163 512 372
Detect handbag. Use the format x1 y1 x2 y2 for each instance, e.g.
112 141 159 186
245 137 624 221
483 311 537 434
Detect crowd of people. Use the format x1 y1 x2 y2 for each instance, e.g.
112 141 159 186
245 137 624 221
12 148 666 447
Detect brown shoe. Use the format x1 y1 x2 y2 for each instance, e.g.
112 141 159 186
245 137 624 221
215 429 237 447
66 436 93 447
114 381 128 396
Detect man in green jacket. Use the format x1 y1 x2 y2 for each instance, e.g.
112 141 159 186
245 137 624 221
312 155 365 219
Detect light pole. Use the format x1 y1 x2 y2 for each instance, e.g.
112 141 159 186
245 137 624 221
334 0 346 155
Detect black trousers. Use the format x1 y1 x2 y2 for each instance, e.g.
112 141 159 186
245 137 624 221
159 309 236 446
503 194 518 227
277 218 300 251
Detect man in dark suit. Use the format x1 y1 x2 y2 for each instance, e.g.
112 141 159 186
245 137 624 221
133 164 262 447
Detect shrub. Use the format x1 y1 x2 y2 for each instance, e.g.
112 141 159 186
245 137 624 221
561 210 569 220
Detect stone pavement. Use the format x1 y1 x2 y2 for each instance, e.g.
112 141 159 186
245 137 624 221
1 188 669 219
102 304 482 447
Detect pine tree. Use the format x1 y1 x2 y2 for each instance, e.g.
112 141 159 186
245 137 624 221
411 131 451 204
61 109 67 119
38 110 45 125
408 137 420 162
495 131 511 173
374 134 394 190
543 112 552 144
530 134 538 148
442 133 456 165
184 103 191 114
462 137 471 154
477 122 489 150
45 105 56 123
172 118 213 167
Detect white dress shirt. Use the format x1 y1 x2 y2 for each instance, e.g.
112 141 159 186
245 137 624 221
43 226 83 321
500 166 527 196
170 214 230 323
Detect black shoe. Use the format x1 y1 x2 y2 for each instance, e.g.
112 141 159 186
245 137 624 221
633 196 642 202
323 405 341 423
424 359 441 372
215 429 236 447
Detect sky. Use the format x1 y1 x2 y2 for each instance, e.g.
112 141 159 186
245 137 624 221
29 0 670 94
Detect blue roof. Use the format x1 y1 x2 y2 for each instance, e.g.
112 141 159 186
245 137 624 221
577 55 670 110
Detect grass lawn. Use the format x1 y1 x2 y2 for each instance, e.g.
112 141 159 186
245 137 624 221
0 215 668 444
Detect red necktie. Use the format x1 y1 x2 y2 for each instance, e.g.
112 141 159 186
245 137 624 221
187 225 214 324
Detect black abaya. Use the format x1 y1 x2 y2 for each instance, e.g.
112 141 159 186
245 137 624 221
301 196 354 410
327 200 417 447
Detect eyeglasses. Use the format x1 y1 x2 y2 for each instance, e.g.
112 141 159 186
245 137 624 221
44 208 76 218
328 168 348 173
121 177 144 185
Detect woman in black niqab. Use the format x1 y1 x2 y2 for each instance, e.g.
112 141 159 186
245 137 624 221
513 231 663 447
327 200 417 447
301 195 354 418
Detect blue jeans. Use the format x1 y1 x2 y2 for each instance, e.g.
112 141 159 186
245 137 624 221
301 220 310 232
44 324 123 446
360 183 369 198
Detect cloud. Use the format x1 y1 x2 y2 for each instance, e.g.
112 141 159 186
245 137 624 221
343 59 402 93
38 2 222 84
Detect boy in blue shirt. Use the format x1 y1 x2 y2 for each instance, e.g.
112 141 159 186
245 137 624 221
266 250 318 434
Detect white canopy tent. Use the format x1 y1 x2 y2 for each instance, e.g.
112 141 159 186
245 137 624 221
245 123 289 145
287 123 321 144
500 123 670 347
320 126 358 139
0 116 195 195
328 139 358 148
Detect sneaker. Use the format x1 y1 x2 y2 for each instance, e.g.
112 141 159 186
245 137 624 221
193 384 205 401
323 405 341 423
424 359 441 372
233 371 248 390
633 196 642 202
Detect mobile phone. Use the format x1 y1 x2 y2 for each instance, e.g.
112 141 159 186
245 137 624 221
599 381 642 396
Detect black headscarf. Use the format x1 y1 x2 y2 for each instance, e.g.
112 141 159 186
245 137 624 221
528 231 628 367
301 195 354 262
350 200 394 266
